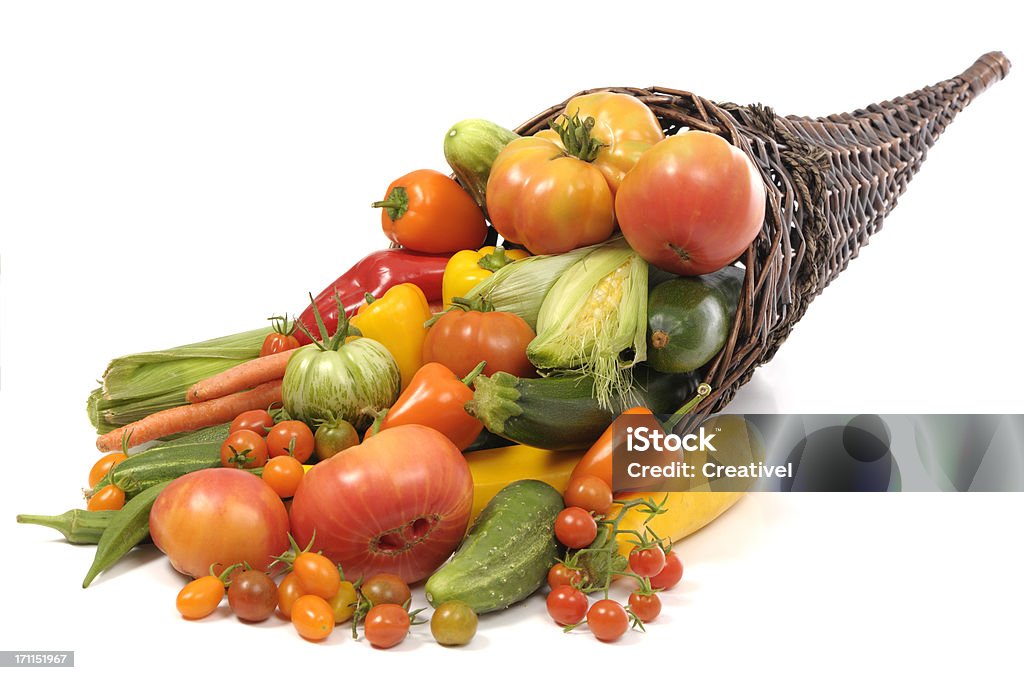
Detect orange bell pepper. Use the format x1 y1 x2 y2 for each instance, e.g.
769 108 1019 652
371 362 486 450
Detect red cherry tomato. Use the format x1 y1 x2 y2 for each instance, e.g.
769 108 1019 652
554 507 598 549
563 475 613 515
266 420 314 463
628 591 662 623
546 585 588 626
363 603 411 649
587 599 629 642
547 563 584 590
649 551 684 590
219 430 269 469
229 410 274 436
629 545 666 578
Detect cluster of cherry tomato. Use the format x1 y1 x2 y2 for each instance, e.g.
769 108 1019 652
221 409 314 498
546 475 685 643
174 540 478 648
86 450 129 511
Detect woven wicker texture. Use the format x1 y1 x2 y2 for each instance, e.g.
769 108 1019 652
515 52 1011 423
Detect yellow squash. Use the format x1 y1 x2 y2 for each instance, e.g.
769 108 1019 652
464 445 583 521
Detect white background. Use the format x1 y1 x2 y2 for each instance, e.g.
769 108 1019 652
2 1 1022 677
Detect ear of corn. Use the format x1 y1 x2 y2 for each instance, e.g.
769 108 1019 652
88 327 269 433
460 243 600 329
527 239 647 409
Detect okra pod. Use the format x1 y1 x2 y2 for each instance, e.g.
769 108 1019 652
17 509 117 545
83 480 169 588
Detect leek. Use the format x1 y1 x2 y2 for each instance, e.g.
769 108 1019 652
87 327 269 433
527 240 648 409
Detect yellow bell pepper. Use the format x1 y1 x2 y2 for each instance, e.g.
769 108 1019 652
350 283 431 392
442 246 529 308
466 444 584 522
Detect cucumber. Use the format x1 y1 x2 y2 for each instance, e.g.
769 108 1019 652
444 119 519 213
94 424 228 498
465 367 698 450
647 266 745 374
425 480 563 613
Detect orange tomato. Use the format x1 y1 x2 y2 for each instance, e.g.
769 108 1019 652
87 485 125 511
88 452 127 488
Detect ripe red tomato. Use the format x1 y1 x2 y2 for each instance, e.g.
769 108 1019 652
587 599 629 642
267 420 314 463
422 309 537 379
219 430 269 469
649 550 684 590
554 507 598 549
363 603 411 649
289 425 474 583
629 545 666 578
229 409 274 436
546 585 588 626
616 130 766 275
547 563 584 590
628 591 662 623
260 332 300 357
149 468 290 578
563 475 613 515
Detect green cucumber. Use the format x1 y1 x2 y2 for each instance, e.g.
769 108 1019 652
646 266 745 374
444 119 519 213
465 367 698 450
94 424 228 498
425 480 563 613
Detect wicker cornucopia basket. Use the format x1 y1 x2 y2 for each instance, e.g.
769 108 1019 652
514 52 1010 423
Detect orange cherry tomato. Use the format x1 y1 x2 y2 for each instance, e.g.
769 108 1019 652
176 575 225 619
290 595 335 641
277 572 307 618
262 456 305 498
293 552 341 600
375 169 486 254
87 485 125 511
563 475 613 515
88 452 127 488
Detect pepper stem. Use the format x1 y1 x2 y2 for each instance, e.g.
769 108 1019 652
461 361 487 386
477 247 516 273
371 186 410 221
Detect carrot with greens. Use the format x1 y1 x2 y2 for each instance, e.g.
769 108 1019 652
96 380 283 451
187 348 297 403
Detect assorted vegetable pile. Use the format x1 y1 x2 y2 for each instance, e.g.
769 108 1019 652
19 89 768 647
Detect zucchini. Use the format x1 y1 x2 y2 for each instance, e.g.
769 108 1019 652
465 367 698 450
425 480 563 613
93 424 228 498
647 266 745 373
444 119 519 213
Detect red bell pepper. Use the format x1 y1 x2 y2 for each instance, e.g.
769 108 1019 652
296 249 450 344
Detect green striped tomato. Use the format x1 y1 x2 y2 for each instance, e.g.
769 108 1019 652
282 338 400 429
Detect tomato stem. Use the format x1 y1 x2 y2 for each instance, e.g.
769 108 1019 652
550 111 606 163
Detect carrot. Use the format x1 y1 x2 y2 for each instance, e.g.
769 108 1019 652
187 348 298 403
96 380 283 452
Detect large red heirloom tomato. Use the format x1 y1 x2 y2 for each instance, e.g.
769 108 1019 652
150 468 290 578
615 130 767 275
289 424 474 584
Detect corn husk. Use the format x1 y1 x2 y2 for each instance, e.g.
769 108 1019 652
528 240 648 409
461 243 601 329
87 327 269 433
